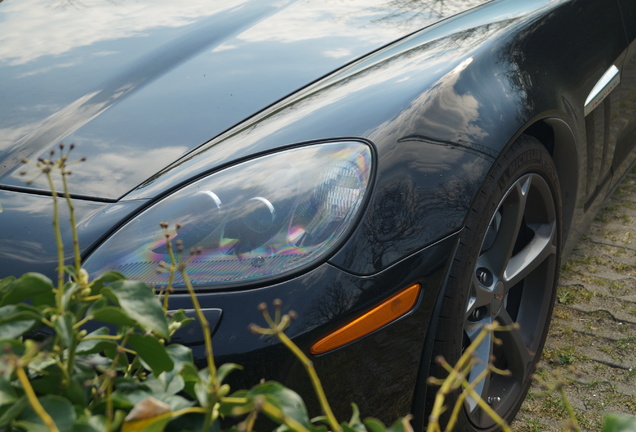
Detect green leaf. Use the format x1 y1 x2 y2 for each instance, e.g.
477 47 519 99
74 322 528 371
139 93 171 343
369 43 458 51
91 306 137 327
0 277 15 296
166 344 194 370
61 282 81 311
247 381 310 429
194 381 208 407
180 362 202 401
154 344 194 395
0 273 54 307
120 396 194 432
104 344 130 369
180 362 200 383
310 423 329 432
603 413 636 431
86 296 109 315
157 394 192 412
0 304 35 321
384 415 413 432
347 403 364 429
54 312 76 349
363 418 387 432
30 363 65 396
167 309 195 337
75 353 111 371
122 415 172 432
63 375 90 407
164 414 211 432
217 363 243 384
0 338 25 358
16 394 76 432
2 303 44 319
76 327 118 354
218 389 249 417
102 281 169 338
72 423 102 432
0 376 18 407
145 376 169 395
153 374 185 396
108 387 191 416
109 390 147 412
28 363 89 407
89 270 126 296
341 423 362 432
127 333 174 376
77 414 108 432
0 319 36 339
0 395 27 427
121 397 173 432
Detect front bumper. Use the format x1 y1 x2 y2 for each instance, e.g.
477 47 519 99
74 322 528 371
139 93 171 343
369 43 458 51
168 232 459 421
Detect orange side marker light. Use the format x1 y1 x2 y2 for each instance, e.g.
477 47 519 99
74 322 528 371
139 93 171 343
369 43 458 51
310 283 421 355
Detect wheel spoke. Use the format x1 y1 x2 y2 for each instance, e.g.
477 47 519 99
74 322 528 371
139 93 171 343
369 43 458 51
481 177 531 273
503 221 557 289
466 274 493 320
464 318 493 413
496 309 535 379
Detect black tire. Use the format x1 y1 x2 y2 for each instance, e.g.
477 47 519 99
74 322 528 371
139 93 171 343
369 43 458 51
425 135 562 430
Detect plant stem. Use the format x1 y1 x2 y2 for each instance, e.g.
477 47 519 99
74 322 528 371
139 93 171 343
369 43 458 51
558 383 581 432
16 365 60 432
52 356 72 389
464 386 512 432
162 227 178 313
181 268 218 431
181 270 217 381
80 334 123 341
260 398 312 432
65 336 76 383
445 366 490 431
276 330 341 432
427 324 510 432
61 168 81 277
44 171 65 302
427 328 490 432
103 331 132 430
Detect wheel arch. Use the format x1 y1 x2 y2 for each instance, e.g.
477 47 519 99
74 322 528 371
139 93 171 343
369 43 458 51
520 117 579 251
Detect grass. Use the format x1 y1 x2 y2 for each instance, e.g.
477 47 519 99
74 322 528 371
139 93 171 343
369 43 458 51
611 262 636 275
557 284 595 305
542 346 586 366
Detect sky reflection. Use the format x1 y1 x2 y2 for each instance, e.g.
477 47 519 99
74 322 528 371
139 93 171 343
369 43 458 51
0 0 493 199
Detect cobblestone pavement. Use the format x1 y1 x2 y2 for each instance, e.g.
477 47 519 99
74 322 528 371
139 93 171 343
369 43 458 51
515 170 636 431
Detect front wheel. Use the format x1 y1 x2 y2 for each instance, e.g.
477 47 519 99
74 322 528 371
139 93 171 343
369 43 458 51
425 135 562 431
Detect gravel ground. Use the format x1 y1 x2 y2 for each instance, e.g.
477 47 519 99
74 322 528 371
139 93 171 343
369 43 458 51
514 169 636 431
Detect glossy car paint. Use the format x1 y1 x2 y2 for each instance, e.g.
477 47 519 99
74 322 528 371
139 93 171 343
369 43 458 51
0 0 488 198
1 0 636 426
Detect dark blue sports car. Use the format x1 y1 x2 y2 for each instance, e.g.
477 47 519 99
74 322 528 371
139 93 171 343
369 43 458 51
1 0 635 429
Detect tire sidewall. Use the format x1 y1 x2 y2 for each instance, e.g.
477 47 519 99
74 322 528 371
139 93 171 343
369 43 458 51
425 136 562 431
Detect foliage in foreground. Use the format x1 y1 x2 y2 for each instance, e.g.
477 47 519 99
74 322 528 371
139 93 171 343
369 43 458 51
0 267 416 432
0 145 413 432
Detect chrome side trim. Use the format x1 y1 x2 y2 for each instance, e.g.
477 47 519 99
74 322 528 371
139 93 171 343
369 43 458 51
584 64 620 116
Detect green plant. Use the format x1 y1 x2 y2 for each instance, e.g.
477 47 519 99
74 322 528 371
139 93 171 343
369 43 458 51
1 147 210 431
604 414 636 432
425 322 516 432
0 145 413 432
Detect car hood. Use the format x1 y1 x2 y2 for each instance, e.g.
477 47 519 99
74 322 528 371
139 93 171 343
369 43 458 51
0 0 489 200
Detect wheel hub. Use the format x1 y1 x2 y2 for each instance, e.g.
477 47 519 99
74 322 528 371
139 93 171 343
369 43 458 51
491 280 505 315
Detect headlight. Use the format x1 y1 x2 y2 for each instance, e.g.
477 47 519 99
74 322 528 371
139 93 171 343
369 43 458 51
83 142 372 289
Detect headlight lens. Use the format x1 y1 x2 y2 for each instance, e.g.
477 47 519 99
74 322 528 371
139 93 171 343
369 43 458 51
84 142 372 289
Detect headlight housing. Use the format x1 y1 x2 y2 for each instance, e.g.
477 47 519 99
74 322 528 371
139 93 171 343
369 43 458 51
84 142 372 290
